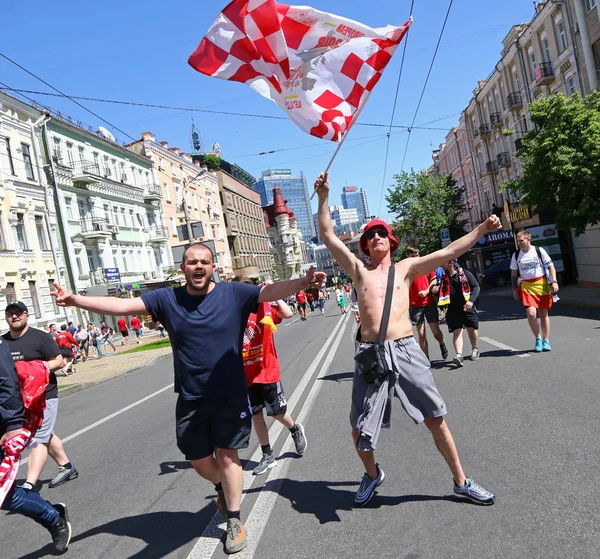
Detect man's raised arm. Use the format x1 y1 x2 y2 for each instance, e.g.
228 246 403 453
52 282 148 315
410 216 502 279
259 266 326 304
315 172 362 278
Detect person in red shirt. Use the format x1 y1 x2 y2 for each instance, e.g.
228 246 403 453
406 246 448 361
295 290 307 321
235 277 308 475
117 316 129 345
55 324 79 375
130 316 143 344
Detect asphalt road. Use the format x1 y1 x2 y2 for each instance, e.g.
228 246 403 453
2 295 599 559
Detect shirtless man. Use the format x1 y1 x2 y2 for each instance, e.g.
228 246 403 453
315 172 497 507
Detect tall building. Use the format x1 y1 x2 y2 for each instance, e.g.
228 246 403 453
329 205 361 236
341 186 369 223
127 133 233 277
0 92 66 331
252 169 316 242
263 187 304 280
435 0 600 285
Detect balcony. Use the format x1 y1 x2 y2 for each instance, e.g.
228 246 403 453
485 161 499 174
535 62 554 85
147 225 169 243
71 160 101 185
478 123 492 137
507 92 523 110
144 183 162 202
80 217 112 238
497 152 511 168
490 113 503 128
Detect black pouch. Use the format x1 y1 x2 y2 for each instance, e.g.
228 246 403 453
355 344 389 386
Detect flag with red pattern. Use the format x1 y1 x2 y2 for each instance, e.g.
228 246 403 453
188 0 411 141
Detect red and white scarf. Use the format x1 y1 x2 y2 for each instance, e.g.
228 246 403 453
438 268 471 307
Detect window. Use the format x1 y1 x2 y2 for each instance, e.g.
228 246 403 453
78 146 85 162
0 211 6 250
75 254 84 276
136 213 143 227
4 282 17 305
103 155 111 177
65 197 74 220
541 34 551 64
52 137 62 161
129 208 135 227
163 183 171 201
48 279 60 314
121 207 126 226
5 138 15 175
170 217 176 235
556 18 567 52
66 142 74 167
16 213 28 250
113 206 120 225
586 0 597 11
35 215 49 251
567 75 577 95
528 46 537 75
29 281 41 318
103 203 111 222
21 143 34 180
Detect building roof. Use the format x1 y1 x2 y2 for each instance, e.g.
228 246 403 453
263 187 295 227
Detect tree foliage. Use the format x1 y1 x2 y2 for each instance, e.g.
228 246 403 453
505 92 600 235
386 170 468 257
203 153 221 170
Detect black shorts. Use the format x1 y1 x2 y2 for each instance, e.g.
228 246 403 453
298 302 306 310
409 304 439 325
445 307 479 332
119 330 128 338
248 381 287 416
175 391 252 460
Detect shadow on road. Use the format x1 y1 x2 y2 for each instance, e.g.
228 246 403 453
17 505 218 559
158 460 193 475
320 371 354 383
246 479 451 524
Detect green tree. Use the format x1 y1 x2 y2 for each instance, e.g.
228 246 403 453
386 170 468 257
504 92 600 235
203 153 221 170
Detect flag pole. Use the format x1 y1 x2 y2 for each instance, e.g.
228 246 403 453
309 100 369 200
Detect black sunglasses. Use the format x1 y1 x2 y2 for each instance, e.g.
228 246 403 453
364 228 389 240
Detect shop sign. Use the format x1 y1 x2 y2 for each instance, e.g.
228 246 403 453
509 206 530 223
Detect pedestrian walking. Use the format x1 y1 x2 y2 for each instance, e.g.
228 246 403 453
117 316 129 345
406 246 449 361
131 316 143 344
315 171 497 507
55 324 79 375
50 242 326 555
88 323 102 359
233 277 307 476
510 230 559 352
307 292 315 312
438 260 481 367
74 325 89 361
2 302 79 493
318 289 326 315
100 321 117 355
335 285 347 314
0 340 72 553
66 321 77 337
295 290 307 321
156 321 166 338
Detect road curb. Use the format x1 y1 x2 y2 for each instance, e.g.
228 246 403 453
59 353 173 398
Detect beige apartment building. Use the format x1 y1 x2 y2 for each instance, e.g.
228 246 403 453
438 0 600 284
128 133 233 277
0 92 67 331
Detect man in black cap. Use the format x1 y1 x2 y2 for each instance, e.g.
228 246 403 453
0 337 72 552
2 302 78 491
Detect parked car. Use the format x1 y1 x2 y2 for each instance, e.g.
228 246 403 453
478 258 512 287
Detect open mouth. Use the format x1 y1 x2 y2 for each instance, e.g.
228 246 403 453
192 272 205 281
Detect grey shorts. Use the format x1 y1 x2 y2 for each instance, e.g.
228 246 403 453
350 337 447 430
35 397 58 443
409 304 439 325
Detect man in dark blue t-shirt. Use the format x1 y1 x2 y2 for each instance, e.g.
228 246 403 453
50 242 326 555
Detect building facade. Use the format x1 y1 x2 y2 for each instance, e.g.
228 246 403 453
329 205 361 236
263 187 304 281
127 133 232 276
253 169 316 243
436 0 600 284
341 186 369 223
0 92 67 331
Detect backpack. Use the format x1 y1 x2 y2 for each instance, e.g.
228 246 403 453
515 246 548 280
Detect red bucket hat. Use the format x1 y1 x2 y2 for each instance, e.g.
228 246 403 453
360 219 399 256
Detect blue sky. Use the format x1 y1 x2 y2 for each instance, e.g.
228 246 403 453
0 0 535 218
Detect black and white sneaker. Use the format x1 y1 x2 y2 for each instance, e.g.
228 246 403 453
453 478 495 505
291 423 307 456
252 453 276 475
50 503 72 552
453 354 464 367
440 343 449 360
354 464 385 506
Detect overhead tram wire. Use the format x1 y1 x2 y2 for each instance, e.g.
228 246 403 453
376 0 415 217
399 0 454 173
0 52 137 142
0 87 450 132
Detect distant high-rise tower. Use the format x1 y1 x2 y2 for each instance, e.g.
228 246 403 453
341 186 369 223
253 169 316 242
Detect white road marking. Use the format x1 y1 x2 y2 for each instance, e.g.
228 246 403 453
186 312 350 559
237 310 349 558
479 336 530 358
20 384 174 466
284 316 302 326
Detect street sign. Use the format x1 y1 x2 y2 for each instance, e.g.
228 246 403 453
104 268 120 283
440 228 451 247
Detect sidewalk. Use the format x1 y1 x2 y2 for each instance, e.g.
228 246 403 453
57 333 173 397
482 283 600 309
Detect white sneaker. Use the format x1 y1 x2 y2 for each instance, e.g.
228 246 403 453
471 348 480 361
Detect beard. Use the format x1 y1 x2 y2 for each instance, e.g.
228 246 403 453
9 320 28 334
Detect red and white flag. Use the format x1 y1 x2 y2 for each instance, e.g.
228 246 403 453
189 0 411 141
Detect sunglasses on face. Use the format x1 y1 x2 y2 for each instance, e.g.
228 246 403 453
364 228 389 240
5 310 25 318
